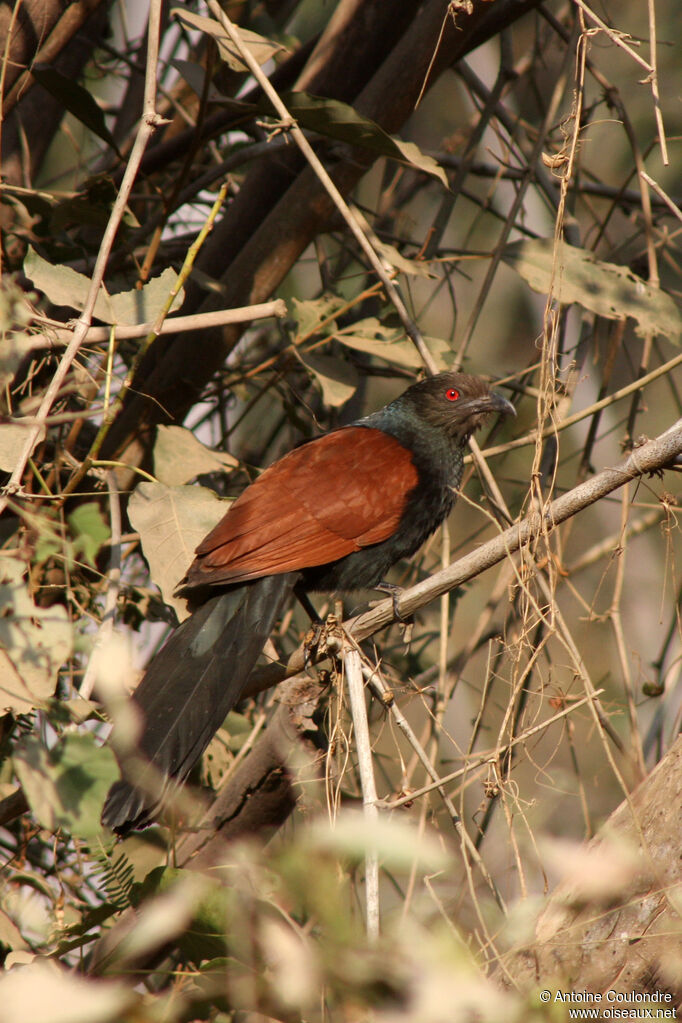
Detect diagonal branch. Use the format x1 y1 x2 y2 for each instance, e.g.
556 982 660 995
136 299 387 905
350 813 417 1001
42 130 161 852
244 417 682 697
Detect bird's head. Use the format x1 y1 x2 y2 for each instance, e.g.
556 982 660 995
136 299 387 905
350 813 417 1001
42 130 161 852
395 371 516 444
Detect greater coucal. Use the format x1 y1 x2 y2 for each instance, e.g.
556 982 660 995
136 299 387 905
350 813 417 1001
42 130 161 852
102 371 514 832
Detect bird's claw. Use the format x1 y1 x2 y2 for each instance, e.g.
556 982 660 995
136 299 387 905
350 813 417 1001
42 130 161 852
373 582 414 643
374 581 411 624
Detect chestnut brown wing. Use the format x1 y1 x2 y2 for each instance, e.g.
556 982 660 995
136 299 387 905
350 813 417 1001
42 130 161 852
182 426 418 588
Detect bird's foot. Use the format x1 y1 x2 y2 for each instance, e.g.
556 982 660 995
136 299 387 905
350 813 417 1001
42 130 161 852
374 581 409 622
373 582 414 643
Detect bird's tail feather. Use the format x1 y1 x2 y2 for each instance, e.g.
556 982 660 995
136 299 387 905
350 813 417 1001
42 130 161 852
101 573 296 833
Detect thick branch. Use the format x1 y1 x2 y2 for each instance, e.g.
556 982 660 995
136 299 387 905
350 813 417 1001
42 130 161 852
1 0 110 192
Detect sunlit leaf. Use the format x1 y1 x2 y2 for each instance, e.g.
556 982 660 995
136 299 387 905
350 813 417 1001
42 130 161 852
154 425 238 486
0 908 28 952
307 810 452 872
298 352 358 407
128 482 227 619
172 9 286 71
23 247 184 324
0 960 135 1023
0 279 43 388
0 556 72 714
502 237 682 342
0 422 44 473
372 237 437 277
334 317 451 369
290 295 345 339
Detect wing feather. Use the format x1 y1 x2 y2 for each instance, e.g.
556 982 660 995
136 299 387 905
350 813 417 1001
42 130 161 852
183 427 417 588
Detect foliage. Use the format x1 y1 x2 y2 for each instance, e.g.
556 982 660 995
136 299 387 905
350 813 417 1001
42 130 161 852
0 0 681 1019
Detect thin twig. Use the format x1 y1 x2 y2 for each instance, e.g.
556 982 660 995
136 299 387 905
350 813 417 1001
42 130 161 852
608 484 647 778
384 688 603 809
363 661 506 913
646 0 668 166
640 170 682 224
571 0 653 74
343 643 380 939
59 181 230 501
480 350 682 461
36 300 288 346
79 472 122 700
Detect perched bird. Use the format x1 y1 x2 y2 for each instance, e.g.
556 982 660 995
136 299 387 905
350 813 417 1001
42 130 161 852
102 371 514 832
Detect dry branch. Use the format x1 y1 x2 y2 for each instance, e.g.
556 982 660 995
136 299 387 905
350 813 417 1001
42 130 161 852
38 300 288 345
176 675 326 869
244 417 682 695
1 0 107 113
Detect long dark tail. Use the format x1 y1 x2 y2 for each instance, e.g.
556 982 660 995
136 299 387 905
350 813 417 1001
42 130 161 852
101 573 296 833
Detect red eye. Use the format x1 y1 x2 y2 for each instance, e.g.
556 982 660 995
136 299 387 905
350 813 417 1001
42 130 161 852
446 388 460 402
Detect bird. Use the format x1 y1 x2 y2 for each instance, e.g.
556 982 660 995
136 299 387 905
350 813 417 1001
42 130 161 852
101 371 515 833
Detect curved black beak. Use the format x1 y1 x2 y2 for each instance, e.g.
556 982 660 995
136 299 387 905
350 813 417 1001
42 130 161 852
488 391 516 418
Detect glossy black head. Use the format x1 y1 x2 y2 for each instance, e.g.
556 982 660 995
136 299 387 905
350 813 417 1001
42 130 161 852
393 371 515 444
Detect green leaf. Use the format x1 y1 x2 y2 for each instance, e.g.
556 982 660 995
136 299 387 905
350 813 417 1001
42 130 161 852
172 9 286 71
283 91 448 187
502 237 682 343
14 732 119 839
67 502 111 567
31 66 121 156
23 247 184 324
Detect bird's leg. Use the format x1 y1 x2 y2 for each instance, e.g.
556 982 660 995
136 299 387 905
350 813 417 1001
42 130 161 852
294 583 326 669
374 581 411 625
294 583 322 625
